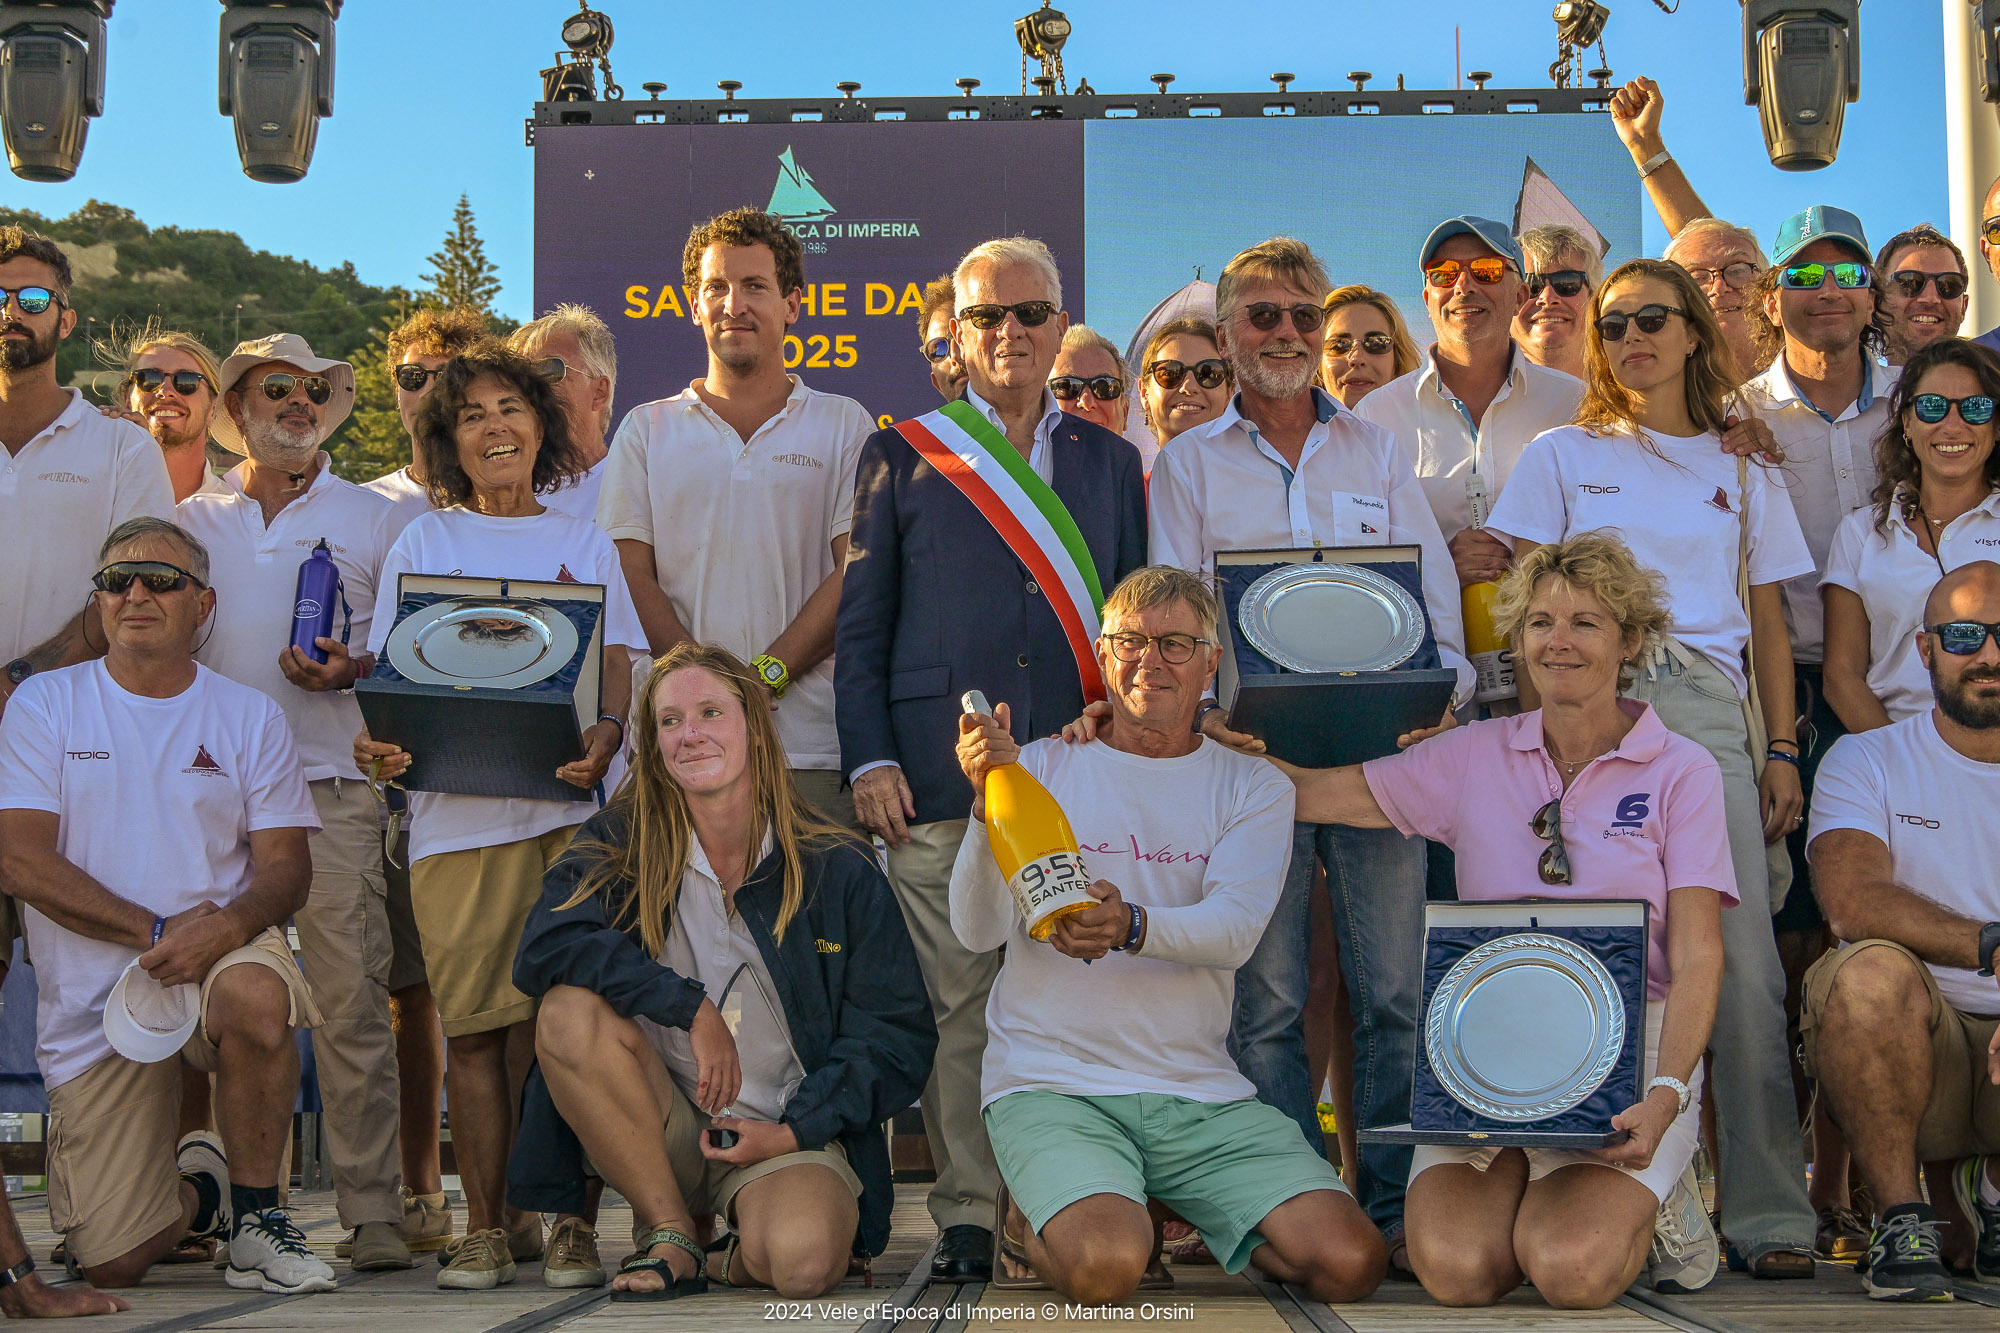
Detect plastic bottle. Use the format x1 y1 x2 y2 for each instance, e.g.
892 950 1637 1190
962 690 1098 940
1460 473 1516 703
291 538 340 664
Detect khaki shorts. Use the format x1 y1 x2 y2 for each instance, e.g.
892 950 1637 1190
1801 939 2000 1161
408 826 578 1037
48 928 318 1267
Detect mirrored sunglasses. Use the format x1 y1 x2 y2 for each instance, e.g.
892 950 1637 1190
1910 393 1997 425
129 368 211 397
1779 261 1870 290
1325 332 1395 357
393 362 445 393
1049 374 1124 402
92 560 205 595
1927 620 2000 655
1424 257 1510 287
250 373 333 405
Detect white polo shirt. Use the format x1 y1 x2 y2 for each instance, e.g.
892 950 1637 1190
1488 424 1816 698
544 457 607 526
1809 712 2000 1016
1819 491 2000 723
599 376 871 771
0 661 317 1088
1149 389 1473 698
0 389 174 662
1353 346 1583 539
1739 358 1899 664
360 465 432 538
177 458 398 781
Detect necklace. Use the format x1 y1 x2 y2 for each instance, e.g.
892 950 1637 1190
1544 735 1607 775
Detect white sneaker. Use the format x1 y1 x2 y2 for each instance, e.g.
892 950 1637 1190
1648 1162 1720 1294
227 1209 338 1294
175 1131 230 1242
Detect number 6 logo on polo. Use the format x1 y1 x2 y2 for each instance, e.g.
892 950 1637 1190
1009 850 1098 942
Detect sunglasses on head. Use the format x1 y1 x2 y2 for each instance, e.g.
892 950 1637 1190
1525 269 1589 299
1927 620 2000 655
920 336 952 363
249 373 333 405
393 362 445 393
1889 270 1969 301
1593 303 1683 342
1146 358 1229 391
1424 256 1510 288
1779 261 1871 290
1049 374 1124 402
1683 261 1759 290
1910 392 1998 425
1239 302 1327 333
958 301 1056 330
0 286 60 315
92 560 205 595
128 368 211 397
1326 332 1395 357
1531 797 1572 886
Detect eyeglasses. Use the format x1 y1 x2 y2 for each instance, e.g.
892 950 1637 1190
920 336 952 364
1146 358 1230 390
1889 270 1969 301
248 373 333 405
393 362 445 392
1682 261 1759 290
1531 797 1572 886
1926 620 2000 655
1779 261 1871 290
1593 304 1684 342
91 560 206 595
958 301 1056 330
1325 332 1395 357
128 368 211 397
1100 631 1211 664
1910 392 1998 425
1525 269 1589 299
1238 302 1327 333
1424 257 1511 288
1049 374 1124 402
0 286 59 315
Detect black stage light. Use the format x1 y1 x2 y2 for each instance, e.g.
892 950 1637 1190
0 0 112 183
1975 0 2000 103
1743 0 1859 170
218 0 340 184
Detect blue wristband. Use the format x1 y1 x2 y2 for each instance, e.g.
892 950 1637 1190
1111 902 1143 953
1765 748 1800 768
151 915 165 945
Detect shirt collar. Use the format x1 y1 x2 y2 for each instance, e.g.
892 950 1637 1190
221 452 335 503
965 383 1062 442
1508 697 1669 764
1762 355 1879 423
1208 387 1340 438
686 830 778 894
1418 344 1521 404
1887 484 2000 534
675 375 810 421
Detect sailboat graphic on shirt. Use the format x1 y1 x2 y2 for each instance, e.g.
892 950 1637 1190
766 147 836 224
184 745 226 777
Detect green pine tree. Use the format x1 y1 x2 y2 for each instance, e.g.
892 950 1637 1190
419 194 502 315
326 305 415 483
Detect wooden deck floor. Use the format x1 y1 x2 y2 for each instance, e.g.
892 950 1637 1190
7 1185 1997 1333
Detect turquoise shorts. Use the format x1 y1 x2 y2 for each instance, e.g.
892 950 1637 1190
982 1089 1348 1274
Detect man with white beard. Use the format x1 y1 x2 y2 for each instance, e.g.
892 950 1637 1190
177 333 412 1272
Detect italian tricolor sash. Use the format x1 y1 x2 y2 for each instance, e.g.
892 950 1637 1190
893 401 1108 702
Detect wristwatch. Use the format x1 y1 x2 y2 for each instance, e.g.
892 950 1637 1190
4 658 32 687
752 654 790 698
1977 920 2000 977
1646 1075 1692 1116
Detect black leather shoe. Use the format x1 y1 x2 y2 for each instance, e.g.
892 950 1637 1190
931 1224 994 1281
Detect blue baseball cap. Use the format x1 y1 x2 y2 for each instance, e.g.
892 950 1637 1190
1770 205 1870 268
1419 216 1524 271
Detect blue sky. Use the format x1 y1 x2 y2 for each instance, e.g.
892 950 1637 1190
7 2 1950 321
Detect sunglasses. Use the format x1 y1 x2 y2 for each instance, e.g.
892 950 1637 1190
1325 332 1395 357
1985 216 2000 248
1779 261 1871 290
1424 257 1511 288
958 301 1056 330
0 286 60 315
534 356 569 383
1910 392 1998 425
1049 374 1124 402
1926 620 2000 655
1101 631 1211 664
920 336 953 363
249 372 333 405
393 362 444 392
1593 303 1684 342
1525 269 1589 299
1889 270 1969 301
128 368 211 397
1146 358 1230 390
1531 797 1572 886
92 560 205 595
1682 261 1759 290
1239 302 1327 333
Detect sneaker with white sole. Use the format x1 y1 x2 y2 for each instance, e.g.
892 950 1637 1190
175 1132 230 1243
1860 1205 1955 1302
1949 1156 2000 1283
227 1209 337 1294
437 1227 516 1290
542 1216 604 1288
1647 1161 1720 1294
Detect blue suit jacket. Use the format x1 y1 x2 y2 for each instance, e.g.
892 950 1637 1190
835 409 1147 825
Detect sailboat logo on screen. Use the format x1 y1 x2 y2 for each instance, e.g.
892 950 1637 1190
765 147 921 242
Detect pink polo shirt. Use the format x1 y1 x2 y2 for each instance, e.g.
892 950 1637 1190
1362 699 1737 999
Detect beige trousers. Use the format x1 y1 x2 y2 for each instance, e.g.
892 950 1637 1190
886 817 1000 1231
790 767 867 836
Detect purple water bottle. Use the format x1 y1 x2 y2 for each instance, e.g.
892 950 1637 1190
291 539 340 664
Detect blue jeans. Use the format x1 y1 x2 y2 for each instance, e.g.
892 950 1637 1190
1227 821 1425 1237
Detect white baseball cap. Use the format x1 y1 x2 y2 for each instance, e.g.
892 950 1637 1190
102 960 199 1063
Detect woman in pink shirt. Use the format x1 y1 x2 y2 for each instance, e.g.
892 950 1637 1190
1280 533 1732 1309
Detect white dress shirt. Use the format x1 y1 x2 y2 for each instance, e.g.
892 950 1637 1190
963 384 1063 483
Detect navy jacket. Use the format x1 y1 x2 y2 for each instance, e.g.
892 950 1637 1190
511 808 936 1257
835 409 1147 825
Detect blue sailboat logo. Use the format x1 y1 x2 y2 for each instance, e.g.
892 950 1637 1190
767 146 837 223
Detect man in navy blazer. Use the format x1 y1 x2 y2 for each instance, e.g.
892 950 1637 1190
836 237 1145 1279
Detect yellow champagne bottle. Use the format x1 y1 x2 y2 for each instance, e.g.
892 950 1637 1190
962 691 1098 941
1460 472 1516 703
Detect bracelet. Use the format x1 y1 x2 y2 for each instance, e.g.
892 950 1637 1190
1193 700 1224 735
1637 148 1673 178
596 712 625 740
151 915 166 946
1767 738 1800 752
1764 748 1801 768
1111 902 1144 953
0 1255 32 1287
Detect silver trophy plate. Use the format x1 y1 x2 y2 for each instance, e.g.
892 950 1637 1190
1424 933 1626 1122
381 598 580 690
1237 563 1425 673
